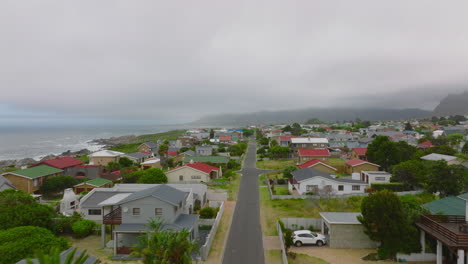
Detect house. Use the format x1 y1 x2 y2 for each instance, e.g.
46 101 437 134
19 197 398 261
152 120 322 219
31 157 84 175
121 152 153 164
1 165 63 193
289 168 368 195
418 141 434 150
415 192 468 264
290 137 329 154
360 171 391 184
89 150 124 166
319 212 378 249
166 162 221 183
432 130 447 138
74 178 113 194
66 165 103 180
219 136 232 143
350 148 367 160
421 153 458 164
177 136 196 147
140 158 162 170
138 142 159 154
173 150 195 164
297 149 330 162
60 188 80 216
182 156 229 165
99 185 199 255
0 175 16 191
345 159 380 174
195 145 213 156
296 159 338 174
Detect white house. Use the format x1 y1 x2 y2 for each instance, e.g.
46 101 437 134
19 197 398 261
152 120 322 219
290 168 368 195
165 162 221 183
60 188 79 216
359 171 392 184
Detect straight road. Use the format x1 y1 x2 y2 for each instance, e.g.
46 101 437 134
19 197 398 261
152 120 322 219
222 138 270 264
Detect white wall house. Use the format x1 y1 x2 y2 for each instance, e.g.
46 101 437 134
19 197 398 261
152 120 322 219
290 168 368 195
359 171 392 184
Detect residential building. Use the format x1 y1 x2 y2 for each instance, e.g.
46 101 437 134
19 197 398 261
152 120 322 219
345 159 380 174
89 150 124 166
195 145 213 156
290 137 329 154
421 153 457 164
296 159 337 174
138 142 159 154
166 162 221 183
289 168 367 195
31 157 84 175
418 141 434 150
121 152 153 164
74 178 113 194
140 158 162 170
173 150 195 163
178 136 197 147
60 188 79 216
182 156 229 165
350 148 367 160
297 148 330 162
0 175 16 191
1 165 62 193
360 171 391 184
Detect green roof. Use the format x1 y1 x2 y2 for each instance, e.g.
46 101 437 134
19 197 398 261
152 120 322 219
80 177 112 187
458 192 468 200
183 156 229 164
422 196 465 215
9 165 62 179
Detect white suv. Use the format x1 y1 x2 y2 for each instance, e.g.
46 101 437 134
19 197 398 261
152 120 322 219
293 230 327 247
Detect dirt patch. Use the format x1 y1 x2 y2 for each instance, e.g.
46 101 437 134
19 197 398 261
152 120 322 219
263 236 282 250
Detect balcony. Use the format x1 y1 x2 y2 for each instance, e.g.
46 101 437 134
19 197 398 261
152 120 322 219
103 207 122 225
416 214 468 248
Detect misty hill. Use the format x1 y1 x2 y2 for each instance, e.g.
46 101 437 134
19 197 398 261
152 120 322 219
192 108 431 126
433 91 468 116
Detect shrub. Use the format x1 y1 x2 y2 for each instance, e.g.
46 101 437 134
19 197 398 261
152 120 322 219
54 212 83 234
277 179 286 184
0 226 69 264
199 207 216 219
40 176 79 195
72 219 96 238
137 168 168 184
371 182 405 192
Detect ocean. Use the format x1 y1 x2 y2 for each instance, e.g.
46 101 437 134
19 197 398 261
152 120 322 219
0 125 193 161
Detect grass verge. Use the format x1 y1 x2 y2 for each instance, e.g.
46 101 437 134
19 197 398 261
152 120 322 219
256 160 295 170
289 253 330 264
265 250 283 264
227 173 242 201
204 201 235 264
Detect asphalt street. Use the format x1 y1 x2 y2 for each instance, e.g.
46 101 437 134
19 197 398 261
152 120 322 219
222 138 270 264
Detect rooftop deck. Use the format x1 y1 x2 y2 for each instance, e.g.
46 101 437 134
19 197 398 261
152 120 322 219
417 214 468 249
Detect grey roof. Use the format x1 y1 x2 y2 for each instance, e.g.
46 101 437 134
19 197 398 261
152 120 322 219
117 185 187 206
16 247 100 264
123 152 152 159
80 191 121 208
142 141 159 148
292 168 367 184
114 214 198 232
420 153 457 162
114 223 149 232
184 150 195 156
0 175 16 191
173 214 199 230
320 212 362 224
168 147 180 153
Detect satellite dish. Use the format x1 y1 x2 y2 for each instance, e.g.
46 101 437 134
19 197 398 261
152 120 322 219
123 207 128 213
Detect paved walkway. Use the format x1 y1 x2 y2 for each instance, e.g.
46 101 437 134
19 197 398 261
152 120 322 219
222 138 268 264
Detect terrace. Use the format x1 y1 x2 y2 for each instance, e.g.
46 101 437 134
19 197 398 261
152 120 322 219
416 214 468 249
103 207 122 225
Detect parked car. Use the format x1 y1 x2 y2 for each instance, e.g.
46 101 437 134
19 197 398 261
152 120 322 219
293 230 327 247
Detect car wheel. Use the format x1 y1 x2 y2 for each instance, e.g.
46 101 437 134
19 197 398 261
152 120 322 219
316 240 324 247
295 241 303 247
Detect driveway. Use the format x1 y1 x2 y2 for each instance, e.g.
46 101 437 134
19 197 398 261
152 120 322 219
222 138 266 264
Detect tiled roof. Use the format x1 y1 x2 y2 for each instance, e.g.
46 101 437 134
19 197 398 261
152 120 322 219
418 141 433 147
352 148 367 156
35 156 83 169
6 165 62 179
298 148 330 157
346 159 380 167
219 136 232 141
297 159 337 170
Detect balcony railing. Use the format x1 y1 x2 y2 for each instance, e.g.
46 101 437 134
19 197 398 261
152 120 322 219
417 214 468 247
103 207 122 225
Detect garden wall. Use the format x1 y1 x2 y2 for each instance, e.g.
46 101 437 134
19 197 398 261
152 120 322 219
200 201 225 260
280 218 322 231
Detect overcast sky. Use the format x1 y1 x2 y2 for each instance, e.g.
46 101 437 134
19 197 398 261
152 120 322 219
1 0 468 125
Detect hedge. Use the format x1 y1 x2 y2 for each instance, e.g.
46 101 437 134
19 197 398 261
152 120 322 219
370 182 405 192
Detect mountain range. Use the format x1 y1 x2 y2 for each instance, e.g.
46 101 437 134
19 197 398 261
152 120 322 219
433 91 468 116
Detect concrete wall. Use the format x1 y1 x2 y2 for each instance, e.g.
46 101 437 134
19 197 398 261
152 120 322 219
327 223 378 249
121 196 180 224
295 176 367 195
89 156 119 166
347 163 379 174
200 202 224 260
166 167 210 183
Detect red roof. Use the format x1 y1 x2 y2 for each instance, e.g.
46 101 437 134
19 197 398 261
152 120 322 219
35 156 83 169
168 162 220 174
167 151 178 156
418 141 433 147
219 136 232 141
352 148 367 156
346 159 380 167
297 148 330 157
297 159 337 170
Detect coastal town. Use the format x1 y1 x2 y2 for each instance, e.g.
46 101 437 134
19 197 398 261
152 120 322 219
1 117 468 264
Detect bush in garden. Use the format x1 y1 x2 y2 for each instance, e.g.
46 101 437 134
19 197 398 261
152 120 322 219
199 207 216 219
72 220 96 238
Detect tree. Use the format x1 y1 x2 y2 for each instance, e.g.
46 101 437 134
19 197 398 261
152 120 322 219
291 123 303 136
357 190 414 260
0 226 69 264
157 144 169 168
137 168 168 184
448 133 465 147
367 136 400 171
425 161 465 197
105 161 121 172
426 145 456 156
269 146 290 159
270 139 278 146
199 207 216 219
27 247 98 264
282 125 292 132
258 137 269 146
118 157 134 167
305 118 325 124
0 189 56 230
283 165 298 179
462 142 468 154
404 122 413 131
209 129 214 139
40 176 79 195
391 160 427 190
283 229 294 254
132 220 198 264
395 141 417 162
243 129 254 137
227 159 241 170
123 170 145 183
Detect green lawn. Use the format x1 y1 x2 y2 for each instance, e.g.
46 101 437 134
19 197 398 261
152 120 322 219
110 142 141 153
109 130 187 153
289 253 330 264
273 186 290 195
256 160 295 170
327 158 345 167
265 250 283 264
227 173 242 201
259 172 285 185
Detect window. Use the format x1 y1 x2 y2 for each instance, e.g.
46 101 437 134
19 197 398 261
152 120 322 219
191 175 201 179
179 175 184 181
306 185 318 192
352 185 360 191
155 208 162 216
302 144 307 147
70 201 76 207
88 209 101 215
375 177 386 181
313 144 317 146
133 208 141 216
33 179 39 187
338 185 344 191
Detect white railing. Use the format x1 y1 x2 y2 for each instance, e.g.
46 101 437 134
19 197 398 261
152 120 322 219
276 221 288 264
200 201 225 260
